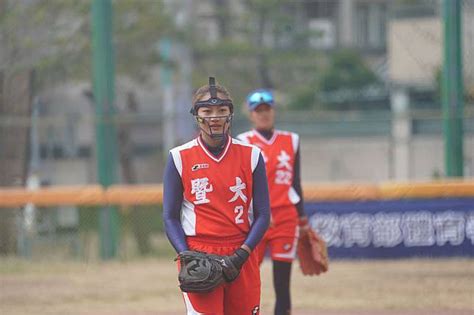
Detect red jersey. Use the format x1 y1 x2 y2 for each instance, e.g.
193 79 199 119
170 136 261 240
237 130 301 209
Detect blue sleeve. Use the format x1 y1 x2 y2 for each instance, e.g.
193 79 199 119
163 152 188 253
293 143 305 218
243 153 271 250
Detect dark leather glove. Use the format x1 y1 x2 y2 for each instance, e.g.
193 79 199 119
220 248 250 282
175 251 225 292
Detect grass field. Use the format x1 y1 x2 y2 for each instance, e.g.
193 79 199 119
0 257 473 315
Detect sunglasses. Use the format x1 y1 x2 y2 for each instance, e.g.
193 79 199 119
247 90 274 109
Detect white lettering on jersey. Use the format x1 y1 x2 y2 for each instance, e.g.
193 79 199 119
275 150 292 185
275 169 292 185
277 150 292 171
228 177 247 203
191 177 213 205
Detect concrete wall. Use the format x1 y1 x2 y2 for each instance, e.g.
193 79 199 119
411 135 474 179
41 134 473 186
300 136 391 182
300 134 474 182
388 17 442 86
388 12 474 87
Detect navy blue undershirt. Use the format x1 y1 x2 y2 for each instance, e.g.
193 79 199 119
163 138 271 254
255 129 305 218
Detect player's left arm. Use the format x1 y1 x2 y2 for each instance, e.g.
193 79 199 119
293 141 310 229
243 153 270 251
232 153 270 257
293 142 305 218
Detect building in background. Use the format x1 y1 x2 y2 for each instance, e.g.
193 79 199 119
193 0 389 52
19 0 474 188
389 1 474 89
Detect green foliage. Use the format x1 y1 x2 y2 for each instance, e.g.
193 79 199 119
0 0 91 87
0 1 400 112
0 0 176 88
287 84 319 110
114 0 175 81
312 50 387 110
285 50 381 110
189 0 319 95
320 50 378 92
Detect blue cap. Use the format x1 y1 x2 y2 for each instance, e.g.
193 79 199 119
246 89 274 111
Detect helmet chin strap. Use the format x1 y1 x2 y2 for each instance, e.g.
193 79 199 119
196 115 233 144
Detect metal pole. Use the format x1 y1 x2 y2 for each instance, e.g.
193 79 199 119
442 0 464 177
160 38 175 153
91 0 119 259
175 0 194 143
20 98 42 257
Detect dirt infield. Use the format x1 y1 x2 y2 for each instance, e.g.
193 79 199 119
1 258 473 315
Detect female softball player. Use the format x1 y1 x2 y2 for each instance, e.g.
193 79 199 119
163 78 270 315
237 88 308 315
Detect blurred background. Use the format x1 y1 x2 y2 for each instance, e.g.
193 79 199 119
0 0 473 260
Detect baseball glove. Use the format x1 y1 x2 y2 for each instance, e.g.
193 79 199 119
175 250 225 293
297 218 329 276
219 247 249 282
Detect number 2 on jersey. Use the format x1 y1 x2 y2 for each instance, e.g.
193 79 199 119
234 205 244 224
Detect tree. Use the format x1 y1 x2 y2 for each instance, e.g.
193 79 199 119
189 0 323 107
317 50 381 110
0 70 34 255
0 0 175 89
0 0 176 255
320 50 378 92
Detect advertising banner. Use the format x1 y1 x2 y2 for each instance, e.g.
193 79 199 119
306 198 474 258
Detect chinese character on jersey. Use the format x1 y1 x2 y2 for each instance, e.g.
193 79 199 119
275 150 292 185
228 177 247 203
277 150 292 170
191 177 213 205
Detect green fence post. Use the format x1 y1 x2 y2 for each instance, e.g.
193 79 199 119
442 0 464 177
91 0 119 259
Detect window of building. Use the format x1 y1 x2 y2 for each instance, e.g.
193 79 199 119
304 0 338 19
355 2 387 50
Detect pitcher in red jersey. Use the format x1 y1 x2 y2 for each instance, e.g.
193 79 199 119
163 78 270 315
237 89 309 315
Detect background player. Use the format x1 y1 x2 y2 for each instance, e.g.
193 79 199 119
163 78 270 315
237 88 309 315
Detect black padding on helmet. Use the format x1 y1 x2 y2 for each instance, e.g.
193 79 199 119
209 77 217 98
191 77 234 115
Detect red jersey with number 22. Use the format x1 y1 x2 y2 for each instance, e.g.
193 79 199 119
237 130 300 209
